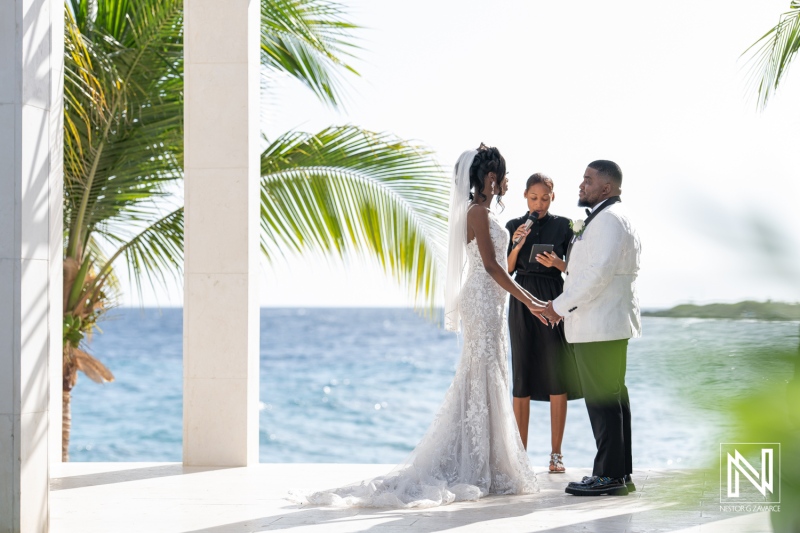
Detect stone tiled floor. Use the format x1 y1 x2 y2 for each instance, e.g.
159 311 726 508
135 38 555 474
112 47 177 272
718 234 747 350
50 463 773 532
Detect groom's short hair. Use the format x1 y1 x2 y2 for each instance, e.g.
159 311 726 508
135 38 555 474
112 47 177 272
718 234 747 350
588 160 623 186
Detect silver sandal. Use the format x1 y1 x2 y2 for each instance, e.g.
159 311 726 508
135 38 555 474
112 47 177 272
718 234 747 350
549 452 565 474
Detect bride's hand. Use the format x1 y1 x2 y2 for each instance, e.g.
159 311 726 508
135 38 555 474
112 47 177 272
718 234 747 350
526 301 549 325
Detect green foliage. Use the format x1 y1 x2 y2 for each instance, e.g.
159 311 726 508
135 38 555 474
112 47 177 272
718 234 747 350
743 1 800 109
260 126 448 309
64 0 185 296
63 315 84 347
649 345 799 529
726 356 800 532
261 0 359 106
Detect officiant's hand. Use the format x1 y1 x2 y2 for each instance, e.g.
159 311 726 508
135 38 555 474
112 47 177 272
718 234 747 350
526 300 549 325
542 301 563 327
511 225 530 249
535 251 566 272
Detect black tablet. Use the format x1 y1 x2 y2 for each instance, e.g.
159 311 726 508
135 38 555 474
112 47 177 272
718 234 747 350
528 243 555 264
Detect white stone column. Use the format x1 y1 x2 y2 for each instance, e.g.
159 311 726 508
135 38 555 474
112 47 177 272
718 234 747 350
183 0 260 467
48 0 65 471
0 0 63 531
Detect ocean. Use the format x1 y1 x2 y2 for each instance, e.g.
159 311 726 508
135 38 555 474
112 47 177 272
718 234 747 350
69 308 799 469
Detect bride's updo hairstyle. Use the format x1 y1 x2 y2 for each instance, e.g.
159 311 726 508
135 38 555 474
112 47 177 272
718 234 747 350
469 143 506 205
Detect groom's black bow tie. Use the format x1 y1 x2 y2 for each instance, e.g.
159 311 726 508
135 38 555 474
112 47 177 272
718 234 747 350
585 208 591 217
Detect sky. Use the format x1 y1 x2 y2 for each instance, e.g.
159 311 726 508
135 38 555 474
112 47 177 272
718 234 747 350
125 0 800 309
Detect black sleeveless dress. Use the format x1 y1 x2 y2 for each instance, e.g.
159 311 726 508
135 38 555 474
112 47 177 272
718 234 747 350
506 212 583 401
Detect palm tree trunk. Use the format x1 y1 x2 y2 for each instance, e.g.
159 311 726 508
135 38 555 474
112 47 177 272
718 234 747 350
62 388 71 461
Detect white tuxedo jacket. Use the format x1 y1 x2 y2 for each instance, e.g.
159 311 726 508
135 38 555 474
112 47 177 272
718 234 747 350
552 202 641 343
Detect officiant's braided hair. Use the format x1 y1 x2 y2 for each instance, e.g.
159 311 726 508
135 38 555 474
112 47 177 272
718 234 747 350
469 143 506 206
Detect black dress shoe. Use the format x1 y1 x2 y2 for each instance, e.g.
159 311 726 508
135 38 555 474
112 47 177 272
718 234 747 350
565 476 629 496
567 475 594 487
571 475 635 489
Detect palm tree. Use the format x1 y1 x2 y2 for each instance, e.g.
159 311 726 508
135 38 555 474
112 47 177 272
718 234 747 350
743 0 800 109
63 0 185 461
62 0 448 460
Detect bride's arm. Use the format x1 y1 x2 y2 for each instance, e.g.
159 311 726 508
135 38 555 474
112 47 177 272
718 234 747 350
467 208 547 312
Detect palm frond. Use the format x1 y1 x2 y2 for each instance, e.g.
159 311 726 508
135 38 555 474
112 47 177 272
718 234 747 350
72 348 115 384
743 0 800 109
261 126 448 310
84 236 123 298
67 0 92 31
96 207 184 300
93 0 132 42
262 0 360 107
63 1 184 260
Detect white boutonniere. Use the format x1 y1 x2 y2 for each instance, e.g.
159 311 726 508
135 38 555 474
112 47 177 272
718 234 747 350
570 219 586 240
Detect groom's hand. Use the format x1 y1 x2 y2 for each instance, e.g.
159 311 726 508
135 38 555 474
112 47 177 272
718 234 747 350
526 301 549 325
542 301 563 327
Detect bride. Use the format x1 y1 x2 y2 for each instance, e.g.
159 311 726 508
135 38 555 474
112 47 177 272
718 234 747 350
291 144 548 508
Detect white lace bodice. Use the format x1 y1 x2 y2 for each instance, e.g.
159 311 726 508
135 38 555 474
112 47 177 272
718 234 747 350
291 208 537 508
464 210 509 298
466 210 509 272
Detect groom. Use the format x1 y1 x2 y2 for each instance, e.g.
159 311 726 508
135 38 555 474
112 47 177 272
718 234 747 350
542 160 641 496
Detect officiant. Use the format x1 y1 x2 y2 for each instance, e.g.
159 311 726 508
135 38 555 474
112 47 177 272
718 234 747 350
506 173 583 474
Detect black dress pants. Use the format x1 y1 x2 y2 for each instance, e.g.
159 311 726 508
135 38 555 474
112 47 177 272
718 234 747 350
573 339 632 479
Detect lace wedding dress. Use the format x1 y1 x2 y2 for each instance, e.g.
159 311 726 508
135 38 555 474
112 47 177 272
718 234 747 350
291 210 538 508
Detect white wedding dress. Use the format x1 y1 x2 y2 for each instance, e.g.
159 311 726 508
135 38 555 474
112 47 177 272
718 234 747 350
291 210 538 508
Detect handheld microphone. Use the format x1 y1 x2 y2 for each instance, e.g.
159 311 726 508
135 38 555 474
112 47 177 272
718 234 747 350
512 212 538 246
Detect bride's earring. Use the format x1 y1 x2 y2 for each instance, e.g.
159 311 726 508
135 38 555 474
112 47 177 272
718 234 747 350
491 181 496 194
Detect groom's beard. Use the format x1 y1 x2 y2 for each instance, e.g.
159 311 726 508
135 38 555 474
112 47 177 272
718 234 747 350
578 192 602 208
